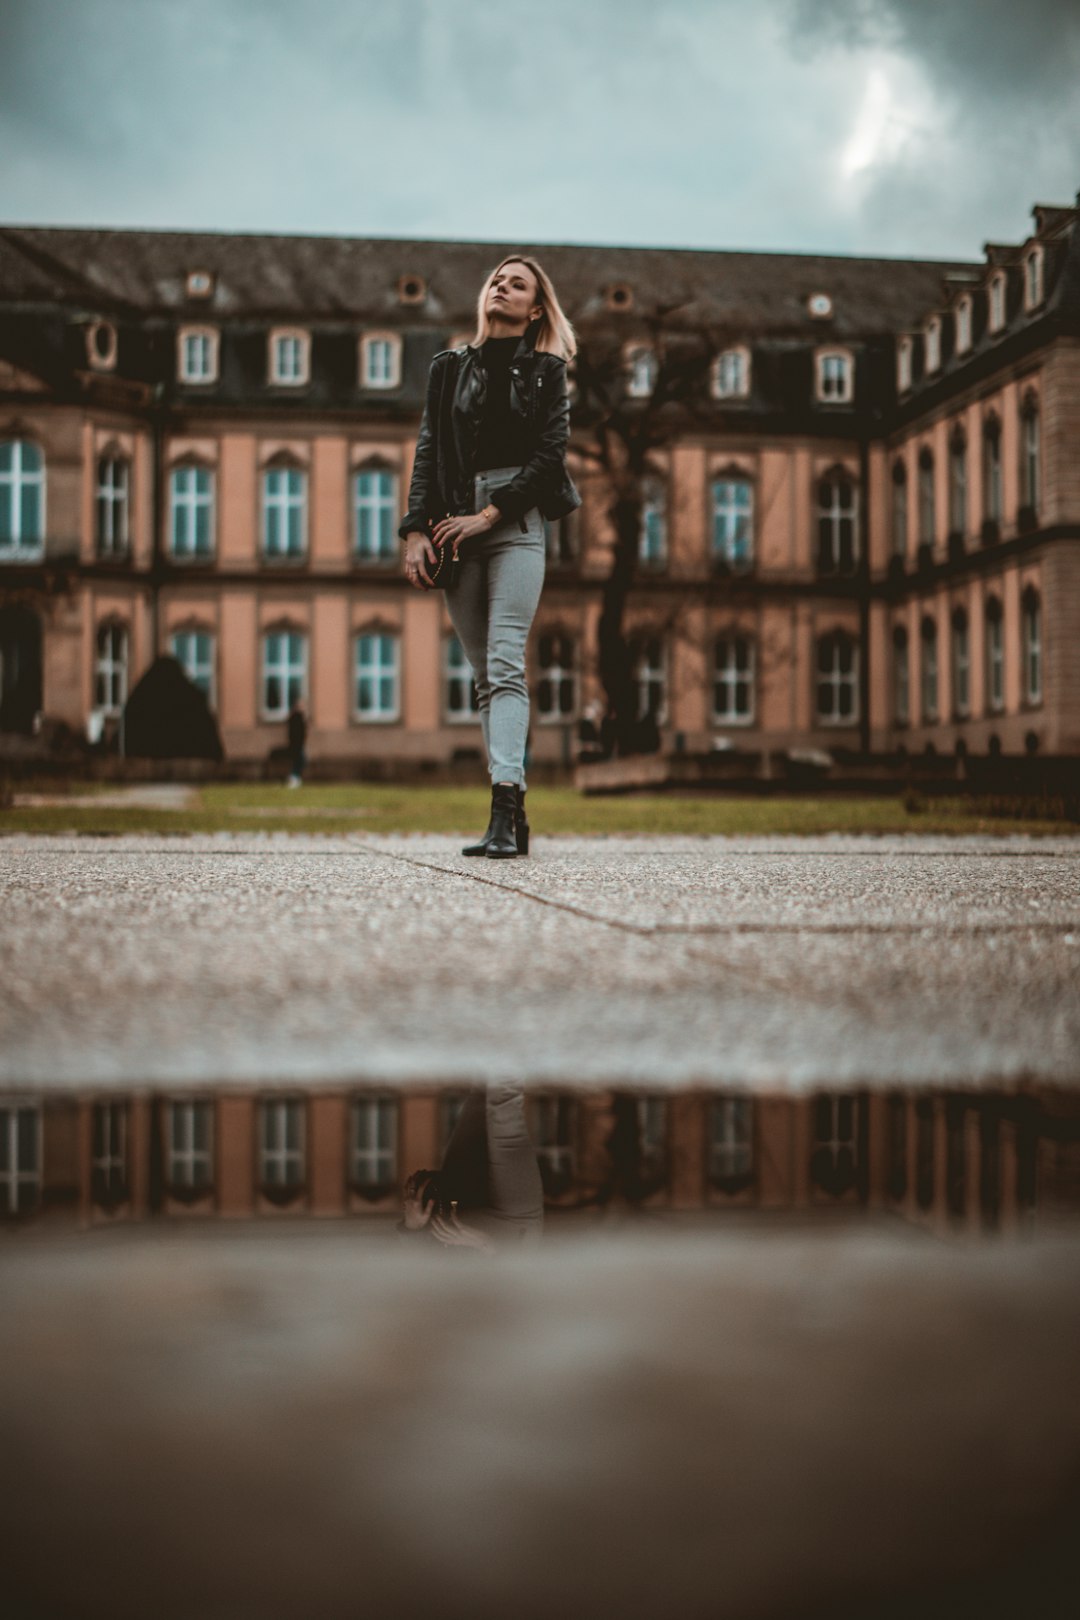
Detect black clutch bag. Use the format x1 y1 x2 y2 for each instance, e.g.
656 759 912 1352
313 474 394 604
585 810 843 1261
423 515 468 591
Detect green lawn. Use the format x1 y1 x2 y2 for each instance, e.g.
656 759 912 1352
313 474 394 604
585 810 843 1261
1 783 1076 838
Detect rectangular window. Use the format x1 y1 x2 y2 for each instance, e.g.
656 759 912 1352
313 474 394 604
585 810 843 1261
817 475 858 574
986 612 1004 713
817 353 852 403
351 1097 398 1192
715 349 748 398
713 635 755 725
96 457 130 555
951 619 970 718
634 637 666 723
444 634 479 722
639 487 666 567
918 458 935 547
263 467 306 558
955 301 972 354
921 624 939 723
636 1097 668 1179
262 630 307 719
948 441 967 537
0 439 45 555
893 633 910 726
362 338 399 388
180 331 215 384
811 1094 863 1195
272 334 307 385
537 632 577 722
891 471 908 559
1023 598 1042 705
711 480 753 571
708 1097 754 1182
168 1100 213 1190
983 429 1003 525
354 469 398 559
1022 412 1040 513
0 1103 41 1214
169 465 214 557
92 1101 128 1206
171 629 215 701
816 636 859 725
989 277 1005 333
259 1099 305 1188
355 632 399 720
94 624 128 713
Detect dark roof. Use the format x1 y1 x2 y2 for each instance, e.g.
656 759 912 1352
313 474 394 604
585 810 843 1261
0 225 979 339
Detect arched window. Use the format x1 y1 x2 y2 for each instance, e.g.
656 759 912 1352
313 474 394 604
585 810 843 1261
817 469 858 574
262 629 307 719
982 416 1002 531
1022 589 1042 706
444 633 479 722
891 461 908 560
892 625 909 726
169 463 214 557
96 455 130 556
353 465 398 560
1020 397 1040 516
948 429 967 540
94 622 129 715
638 477 667 568
710 477 753 572
816 631 859 726
537 632 577 721
951 608 970 719
262 462 307 559
633 635 666 722
0 439 45 557
917 447 935 549
354 631 400 721
984 597 1004 714
920 616 939 723
713 634 755 725
625 346 657 398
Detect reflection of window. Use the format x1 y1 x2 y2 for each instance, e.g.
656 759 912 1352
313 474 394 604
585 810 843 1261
354 632 400 721
94 623 128 715
171 629 215 702
633 635 666 723
531 1095 576 1196
0 1103 41 1214
711 479 753 571
0 439 45 557
351 1097 397 1194
817 472 858 574
259 1099 305 1189
920 617 939 723
262 465 306 558
891 462 908 559
707 1096 754 1185
537 632 577 722
810 1093 863 1196
169 465 214 557
892 626 909 726
168 1101 213 1191
262 630 307 719
1022 590 1042 705
816 632 858 726
713 635 755 725
354 468 398 559
439 1093 468 1157
96 456 130 556
444 634 479 722
92 1101 128 1207
985 598 1004 713
951 610 970 719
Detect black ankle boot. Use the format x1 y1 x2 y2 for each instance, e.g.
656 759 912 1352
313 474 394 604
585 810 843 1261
515 785 530 855
485 783 520 858
462 788 498 857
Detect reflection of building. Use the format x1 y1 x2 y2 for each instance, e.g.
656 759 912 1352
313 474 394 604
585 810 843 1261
4 1087 1078 1233
2 197 1078 767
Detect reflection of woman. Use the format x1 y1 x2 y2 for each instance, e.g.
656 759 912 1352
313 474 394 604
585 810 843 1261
400 256 581 859
400 1083 544 1252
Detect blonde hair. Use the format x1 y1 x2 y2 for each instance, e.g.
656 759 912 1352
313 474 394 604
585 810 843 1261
470 256 577 361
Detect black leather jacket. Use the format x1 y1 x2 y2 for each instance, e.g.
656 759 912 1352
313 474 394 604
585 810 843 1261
398 320 582 539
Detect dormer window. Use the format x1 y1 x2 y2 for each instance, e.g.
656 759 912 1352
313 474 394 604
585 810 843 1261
359 332 402 390
807 293 833 319
955 296 973 355
606 283 633 311
185 270 215 300
896 336 913 393
924 318 941 375
712 347 750 400
1024 247 1044 311
86 320 118 372
269 329 310 387
988 272 1007 334
177 326 218 385
625 345 657 398
397 275 426 305
815 349 853 404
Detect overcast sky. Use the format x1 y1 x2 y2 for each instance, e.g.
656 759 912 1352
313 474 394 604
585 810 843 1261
2 0 1078 260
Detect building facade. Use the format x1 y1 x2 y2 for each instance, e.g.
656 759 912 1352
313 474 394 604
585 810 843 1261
1 201 1078 769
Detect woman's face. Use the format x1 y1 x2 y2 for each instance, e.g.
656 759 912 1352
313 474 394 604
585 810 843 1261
486 260 542 329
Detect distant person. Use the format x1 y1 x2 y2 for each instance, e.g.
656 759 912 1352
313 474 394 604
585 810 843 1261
399 1082 544 1252
286 701 307 788
399 253 581 858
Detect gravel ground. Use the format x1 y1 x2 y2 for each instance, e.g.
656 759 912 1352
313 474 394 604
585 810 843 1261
2 833 1079 1089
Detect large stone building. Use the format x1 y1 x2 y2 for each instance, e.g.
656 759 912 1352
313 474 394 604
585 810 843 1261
1 198 1078 770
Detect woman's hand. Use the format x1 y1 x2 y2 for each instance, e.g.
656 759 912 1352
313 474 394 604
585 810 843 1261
431 509 496 548
403 532 437 590
401 1171 435 1230
430 1211 495 1253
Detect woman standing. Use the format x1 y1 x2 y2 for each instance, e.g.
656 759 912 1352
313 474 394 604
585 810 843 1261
399 257 580 858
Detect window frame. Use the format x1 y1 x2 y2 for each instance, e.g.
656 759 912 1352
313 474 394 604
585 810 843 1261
536 630 578 724
1024 247 1044 312
258 1097 306 1192
93 620 129 716
814 348 854 405
350 1095 398 1195
707 1096 754 1187
167 1098 214 1193
816 468 859 575
91 1099 129 1208
988 273 1007 335
917 447 935 549
891 460 908 560
353 465 399 562
359 332 403 391
268 328 311 388
1022 590 1042 707
633 634 668 725
638 477 667 569
177 326 219 385
168 462 215 559
1020 399 1040 515
710 476 754 573
0 438 46 559
948 430 967 540
892 625 910 727
95 454 131 557
261 628 308 721
624 344 657 399
955 296 973 356
712 346 751 400
444 632 480 724
920 616 939 724
950 609 970 720
815 631 860 727
170 627 216 705
261 462 308 561
712 633 756 727
0 1100 42 1216
353 630 401 723
896 336 913 393
982 417 1003 528
985 598 1005 714
924 317 941 375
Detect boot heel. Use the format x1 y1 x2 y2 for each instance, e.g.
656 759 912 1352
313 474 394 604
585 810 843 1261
517 822 530 855
515 785 530 856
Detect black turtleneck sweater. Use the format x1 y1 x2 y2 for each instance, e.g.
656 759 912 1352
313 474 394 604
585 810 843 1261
474 334 532 477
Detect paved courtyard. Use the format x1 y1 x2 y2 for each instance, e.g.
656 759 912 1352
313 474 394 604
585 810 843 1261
2 833 1079 1089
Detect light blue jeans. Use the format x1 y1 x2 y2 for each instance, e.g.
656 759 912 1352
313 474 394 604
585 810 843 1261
445 466 546 790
